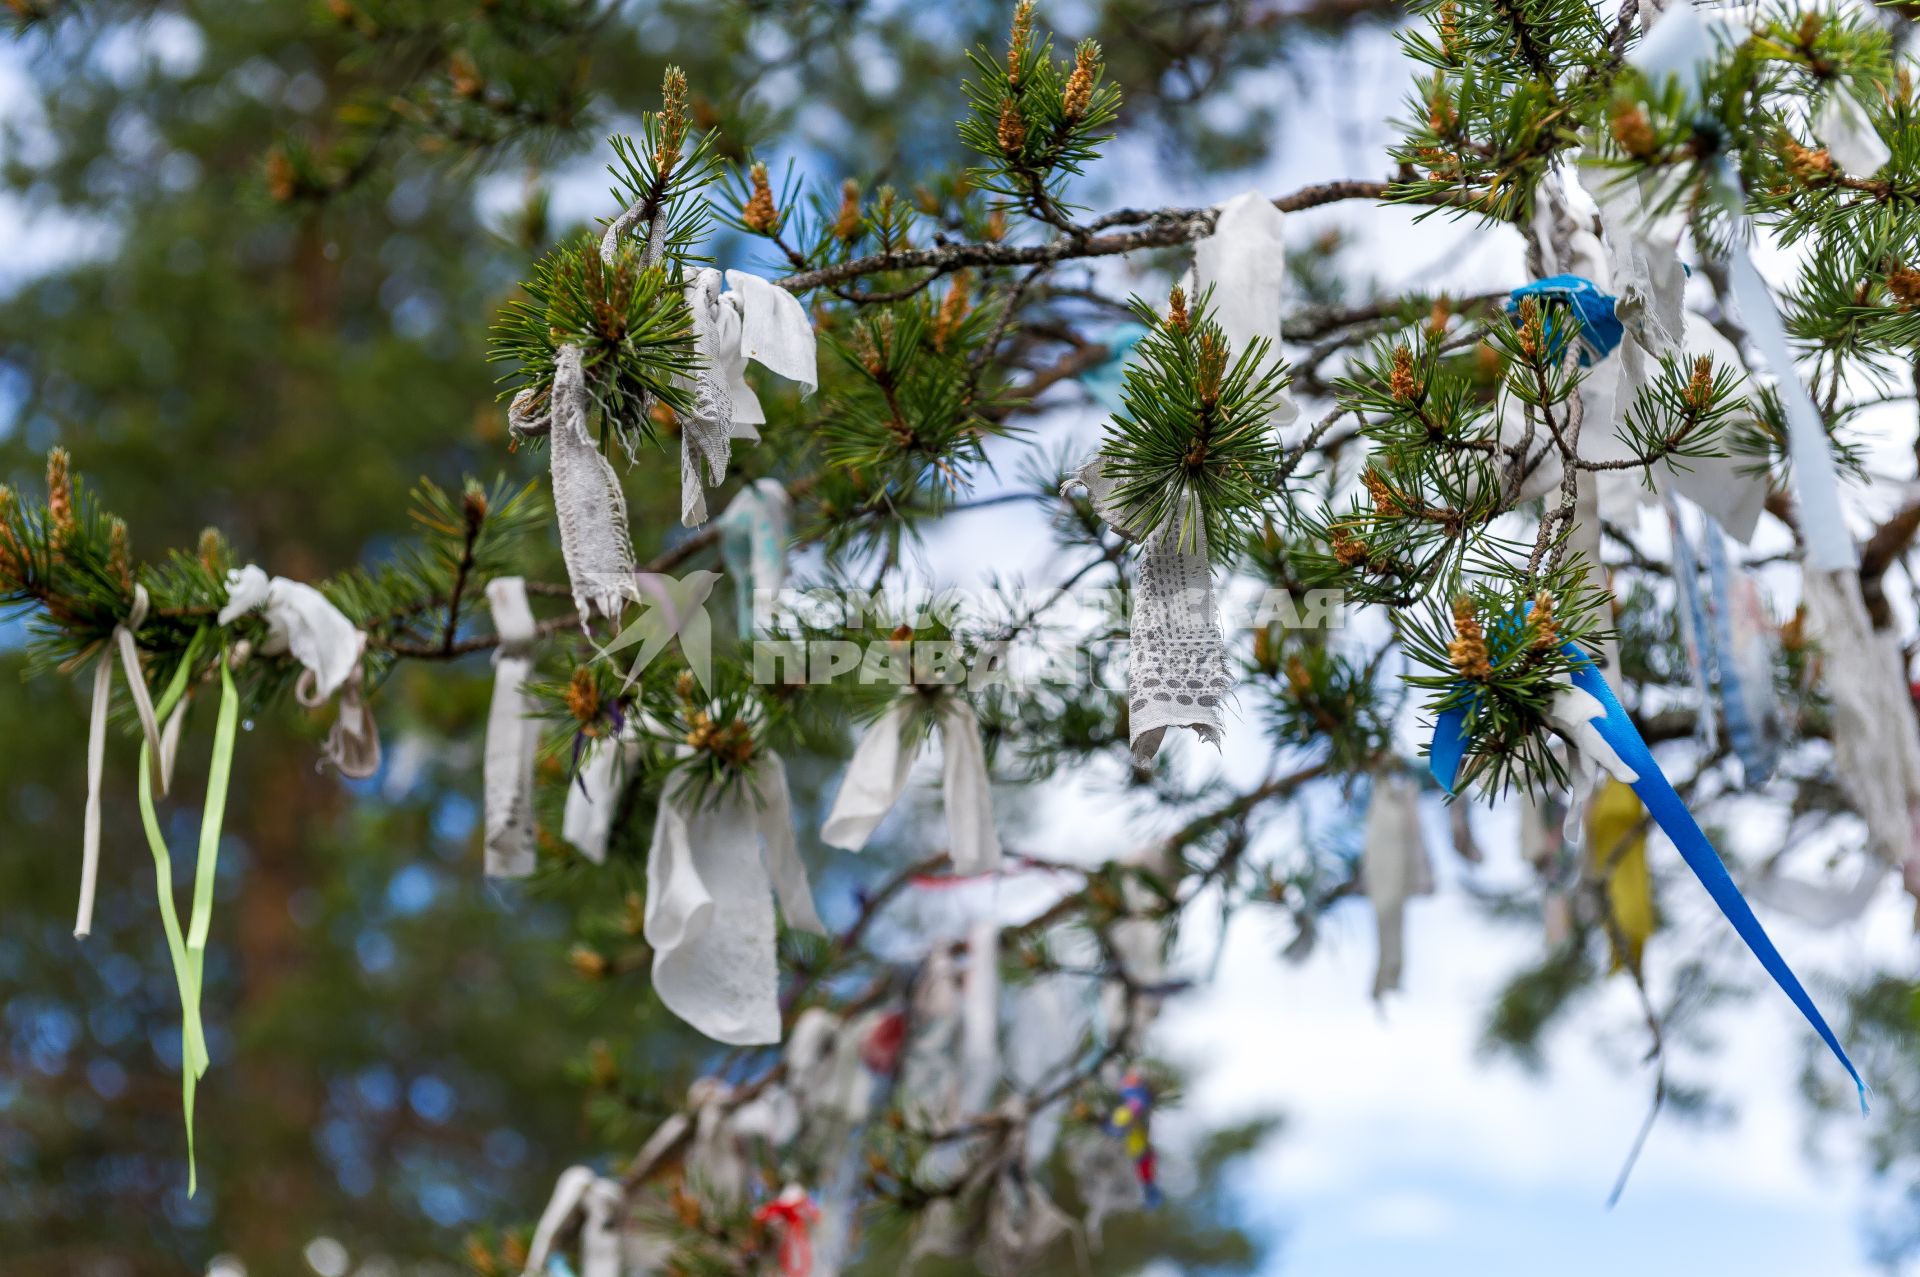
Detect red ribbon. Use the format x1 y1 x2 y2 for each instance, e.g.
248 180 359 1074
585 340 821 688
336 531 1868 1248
754 1190 820 1277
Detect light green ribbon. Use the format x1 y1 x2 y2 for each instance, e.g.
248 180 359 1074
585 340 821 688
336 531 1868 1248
135 627 240 1196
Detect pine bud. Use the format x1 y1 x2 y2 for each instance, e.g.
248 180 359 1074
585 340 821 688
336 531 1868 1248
1329 526 1369 569
464 1236 499 1276
588 1039 618 1088
1166 285 1189 333
741 161 778 234
1683 356 1715 412
198 527 226 576
1062 41 1098 121
1781 136 1834 182
107 517 132 593
649 399 679 433
569 945 609 979
462 485 488 532
996 97 1027 156
986 208 1008 242
1427 298 1451 340
499 1234 528 1269
1448 596 1491 680
1515 298 1543 361
656 66 689 179
0 486 19 583
1609 101 1655 159
1194 330 1227 407
567 666 601 726
1389 344 1421 402
832 178 863 242
1006 0 1034 83
1888 267 1920 310
930 273 971 352
45 447 74 542
1530 590 1556 650
1362 467 1401 516
448 50 483 99
1438 1 1461 57
265 147 297 203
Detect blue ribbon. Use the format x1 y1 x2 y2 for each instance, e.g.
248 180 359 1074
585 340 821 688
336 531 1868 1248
1702 520 1779 783
1430 642 1868 1113
1080 323 1149 415
1506 275 1624 366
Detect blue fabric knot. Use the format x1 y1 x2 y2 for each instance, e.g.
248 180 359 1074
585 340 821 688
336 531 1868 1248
1506 274 1624 366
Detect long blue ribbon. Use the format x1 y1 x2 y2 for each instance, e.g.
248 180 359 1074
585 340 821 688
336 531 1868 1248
1430 644 1868 1113
1506 274 1624 366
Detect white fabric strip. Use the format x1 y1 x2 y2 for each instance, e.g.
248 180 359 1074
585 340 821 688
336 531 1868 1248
1360 773 1434 998
819 698 1002 872
1127 510 1232 764
1725 242 1856 571
679 270 738 528
645 751 826 1044
1188 191 1298 431
78 585 171 937
562 723 635 864
483 576 540 877
545 344 638 622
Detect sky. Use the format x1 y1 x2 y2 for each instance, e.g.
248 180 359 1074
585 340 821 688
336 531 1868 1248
3 6 1916 1277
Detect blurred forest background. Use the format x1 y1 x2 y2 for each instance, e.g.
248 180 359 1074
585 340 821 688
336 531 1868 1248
3 2 1917 1276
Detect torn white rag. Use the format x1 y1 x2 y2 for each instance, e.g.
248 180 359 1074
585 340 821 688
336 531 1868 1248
76 583 176 938
677 268 818 525
484 576 540 877
1186 190 1299 433
1361 772 1434 999
522 1165 624 1277
295 631 382 781
1062 455 1232 764
220 565 359 700
1802 566 1920 866
645 752 827 1044
819 696 1002 874
513 343 637 624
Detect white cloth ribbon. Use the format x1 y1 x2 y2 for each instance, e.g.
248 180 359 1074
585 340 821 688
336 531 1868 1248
1543 684 1639 787
562 721 639 865
645 752 827 1044
678 269 818 526
296 633 382 781
1185 190 1299 433
1725 242 1856 571
1812 85 1890 178
484 577 540 877
1063 456 1233 763
1802 566 1920 866
513 344 638 624
523 1165 624 1277
1360 773 1435 998
77 583 174 938
819 697 1002 873
220 565 359 699
719 478 791 636
960 916 1001 1115
221 564 377 778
